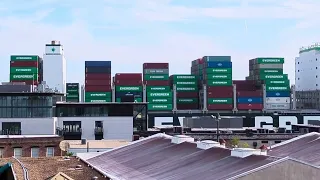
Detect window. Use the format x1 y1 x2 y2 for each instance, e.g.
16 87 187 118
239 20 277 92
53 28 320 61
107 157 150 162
0 148 3 158
31 147 39 157
14 148 22 158
46 147 54 157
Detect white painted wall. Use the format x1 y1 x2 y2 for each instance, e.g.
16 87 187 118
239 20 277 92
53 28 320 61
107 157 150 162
295 50 320 91
0 118 57 135
69 148 112 155
57 117 133 141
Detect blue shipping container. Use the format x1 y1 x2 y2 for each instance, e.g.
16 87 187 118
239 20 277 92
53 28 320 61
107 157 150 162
207 61 232 68
266 91 290 97
85 61 111 67
116 91 143 98
237 97 263 104
203 56 231 62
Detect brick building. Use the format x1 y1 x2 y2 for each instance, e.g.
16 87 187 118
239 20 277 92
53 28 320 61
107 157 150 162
0 135 63 158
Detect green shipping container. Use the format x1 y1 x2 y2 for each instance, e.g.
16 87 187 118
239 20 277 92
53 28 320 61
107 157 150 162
208 98 233 104
265 80 290 86
144 69 169 74
85 99 111 103
175 81 197 87
206 68 232 74
116 97 142 102
116 86 142 92
171 75 197 81
10 67 38 74
85 92 112 98
10 74 38 81
144 74 169 81
256 57 284 64
66 94 79 98
10 55 38 61
148 104 173 111
266 86 290 91
176 87 198 92
259 69 283 74
206 74 232 80
67 89 79 93
203 56 231 62
261 74 288 80
147 92 172 98
147 97 172 104
207 80 232 86
177 98 198 104
146 86 171 92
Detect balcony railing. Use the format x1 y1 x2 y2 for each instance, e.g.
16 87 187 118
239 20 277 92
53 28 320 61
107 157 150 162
56 127 82 136
0 129 21 135
94 127 104 135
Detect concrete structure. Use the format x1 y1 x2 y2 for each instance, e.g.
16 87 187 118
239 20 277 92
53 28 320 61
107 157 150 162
43 40 67 93
0 135 63 158
295 43 320 109
66 139 130 155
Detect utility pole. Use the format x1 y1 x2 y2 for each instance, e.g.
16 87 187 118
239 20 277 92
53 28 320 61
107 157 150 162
211 113 221 142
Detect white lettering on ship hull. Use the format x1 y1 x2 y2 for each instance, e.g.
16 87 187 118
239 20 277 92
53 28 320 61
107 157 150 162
255 116 320 130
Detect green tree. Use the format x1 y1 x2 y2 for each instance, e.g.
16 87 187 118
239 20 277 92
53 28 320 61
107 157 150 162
239 142 250 148
230 137 240 147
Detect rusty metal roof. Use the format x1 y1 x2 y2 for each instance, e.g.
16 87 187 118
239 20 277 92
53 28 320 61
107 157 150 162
84 134 275 180
268 132 320 166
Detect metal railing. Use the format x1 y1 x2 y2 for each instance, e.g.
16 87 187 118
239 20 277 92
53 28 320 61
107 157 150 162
13 156 29 180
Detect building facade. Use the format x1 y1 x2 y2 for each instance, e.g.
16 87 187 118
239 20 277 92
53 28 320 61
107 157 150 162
295 43 320 109
43 40 67 93
0 135 63 158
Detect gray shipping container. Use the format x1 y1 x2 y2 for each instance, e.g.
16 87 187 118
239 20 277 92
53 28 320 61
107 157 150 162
0 84 32 92
254 64 283 69
85 67 111 73
183 116 243 128
265 103 290 110
144 69 169 74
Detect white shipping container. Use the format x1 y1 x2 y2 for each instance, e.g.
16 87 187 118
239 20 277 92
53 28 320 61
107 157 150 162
265 103 290 110
266 97 290 104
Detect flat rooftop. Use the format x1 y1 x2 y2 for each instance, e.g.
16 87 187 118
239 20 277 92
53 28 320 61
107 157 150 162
66 140 130 149
0 135 60 139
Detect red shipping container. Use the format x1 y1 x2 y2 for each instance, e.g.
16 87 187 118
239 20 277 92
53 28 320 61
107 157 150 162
85 85 111 92
237 104 263 110
207 86 233 92
85 80 111 86
85 73 111 80
207 91 233 98
143 63 169 69
177 104 199 110
176 92 198 98
208 104 233 110
233 80 256 85
10 61 38 67
11 80 38 85
237 90 263 97
144 80 169 86
114 80 142 86
115 73 142 80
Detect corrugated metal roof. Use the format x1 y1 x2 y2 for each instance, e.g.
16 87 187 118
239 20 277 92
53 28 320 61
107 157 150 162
268 132 320 166
82 134 274 180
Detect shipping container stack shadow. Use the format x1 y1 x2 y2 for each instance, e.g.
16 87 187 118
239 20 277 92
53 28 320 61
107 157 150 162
247 58 290 110
114 73 143 102
143 63 173 111
9 55 43 86
192 56 234 110
233 80 263 110
170 75 199 110
84 61 112 102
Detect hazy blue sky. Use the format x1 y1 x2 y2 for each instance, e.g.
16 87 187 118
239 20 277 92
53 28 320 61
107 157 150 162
0 0 319 84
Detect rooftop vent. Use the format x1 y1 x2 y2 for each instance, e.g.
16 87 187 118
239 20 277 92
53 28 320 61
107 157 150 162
171 135 194 144
231 148 267 158
92 176 98 180
197 140 221 150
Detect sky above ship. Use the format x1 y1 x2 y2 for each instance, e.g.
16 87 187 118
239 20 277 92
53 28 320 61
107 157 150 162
0 0 319 84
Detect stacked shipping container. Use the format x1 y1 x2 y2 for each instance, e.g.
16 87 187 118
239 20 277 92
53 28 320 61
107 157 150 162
84 61 112 102
66 83 80 102
201 56 233 110
143 63 172 111
114 73 143 102
170 75 199 110
234 80 263 110
10 55 43 85
249 58 290 110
